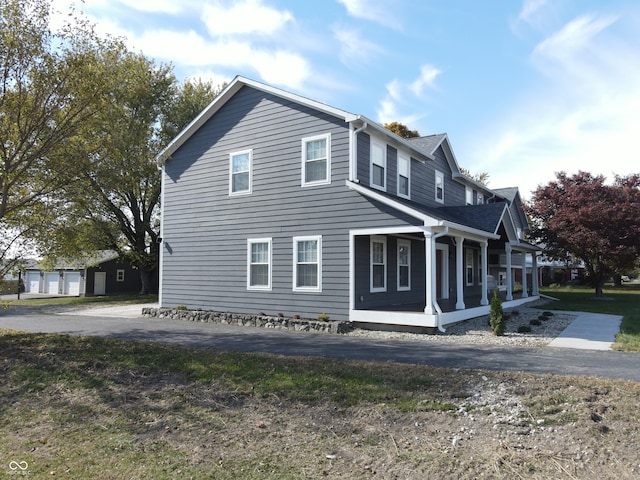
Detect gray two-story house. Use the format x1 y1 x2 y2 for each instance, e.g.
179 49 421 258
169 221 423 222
156 76 540 330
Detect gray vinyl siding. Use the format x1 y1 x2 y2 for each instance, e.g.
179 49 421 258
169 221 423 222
354 235 425 310
161 86 420 321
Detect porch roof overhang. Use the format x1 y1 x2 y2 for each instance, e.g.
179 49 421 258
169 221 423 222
347 180 501 241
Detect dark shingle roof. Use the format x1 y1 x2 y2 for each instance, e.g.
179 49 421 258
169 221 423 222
406 134 446 155
362 186 506 234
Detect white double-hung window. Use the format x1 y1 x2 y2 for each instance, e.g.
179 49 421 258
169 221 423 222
230 149 252 195
370 140 386 190
397 240 410 291
302 134 330 186
397 154 410 198
370 236 387 292
435 170 444 203
247 238 272 290
293 236 322 291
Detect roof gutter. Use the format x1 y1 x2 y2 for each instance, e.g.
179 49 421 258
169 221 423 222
349 121 368 182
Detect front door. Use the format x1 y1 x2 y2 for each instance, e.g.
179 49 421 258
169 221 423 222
94 272 106 296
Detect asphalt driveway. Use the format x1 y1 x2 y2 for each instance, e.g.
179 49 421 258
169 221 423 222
1 304 638 382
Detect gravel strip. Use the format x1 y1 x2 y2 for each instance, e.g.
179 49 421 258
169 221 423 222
348 303 576 347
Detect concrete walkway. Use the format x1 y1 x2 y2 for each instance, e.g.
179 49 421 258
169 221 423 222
548 312 623 350
66 303 623 351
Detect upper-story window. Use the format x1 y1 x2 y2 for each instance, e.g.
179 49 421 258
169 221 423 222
397 154 410 199
302 134 331 186
370 140 386 191
435 170 444 203
229 149 252 195
465 187 473 205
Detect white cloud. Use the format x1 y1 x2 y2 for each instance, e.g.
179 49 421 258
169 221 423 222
333 26 384 66
410 65 441 97
376 67 440 128
336 0 401 29
202 0 293 36
467 12 640 196
517 0 549 24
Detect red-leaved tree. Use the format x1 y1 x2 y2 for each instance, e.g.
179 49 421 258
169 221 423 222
527 171 640 296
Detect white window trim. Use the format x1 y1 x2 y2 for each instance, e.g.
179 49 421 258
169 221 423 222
301 133 331 187
229 149 252 196
293 235 322 292
247 238 272 290
370 235 387 293
477 193 484 205
370 139 386 191
466 249 474 286
397 239 411 291
397 153 410 199
116 269 125 282
435 170 444 203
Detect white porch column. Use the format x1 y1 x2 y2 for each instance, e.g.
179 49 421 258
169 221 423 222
454 236 465 310
521 250 528 298
532 253 539 296
424 231 436 314
480 240 489 306
506 243 513 301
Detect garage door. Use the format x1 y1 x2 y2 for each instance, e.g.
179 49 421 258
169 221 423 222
26 272 40 293
64 272 81 296
45 272 59 294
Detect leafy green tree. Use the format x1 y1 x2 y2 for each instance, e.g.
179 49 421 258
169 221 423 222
384 121 420 139
459 167 490 186
0 0 117 270
527 171 640 297
39 59 224 294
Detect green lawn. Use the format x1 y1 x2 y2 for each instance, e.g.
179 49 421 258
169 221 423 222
538 284 640 352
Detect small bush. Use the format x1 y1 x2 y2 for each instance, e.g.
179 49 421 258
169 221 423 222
518 325 532 333
277 312 284 317
175 305 187 310
489 289 505 336
317 313 330 321
543 311 554 317
511 309 520 317
530 319 542 326
293 314 301 319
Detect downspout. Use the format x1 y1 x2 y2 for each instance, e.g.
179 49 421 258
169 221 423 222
431 226 449 332
349 121 367 182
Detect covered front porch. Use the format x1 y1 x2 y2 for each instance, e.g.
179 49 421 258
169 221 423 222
348 225 541 330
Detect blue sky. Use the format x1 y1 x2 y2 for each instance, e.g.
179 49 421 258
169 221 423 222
51 0 640 198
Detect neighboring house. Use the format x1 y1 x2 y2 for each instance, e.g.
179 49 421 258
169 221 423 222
156 76 541 329
24 251 140 296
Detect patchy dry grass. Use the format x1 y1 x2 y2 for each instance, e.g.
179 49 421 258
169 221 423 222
1 330 640 479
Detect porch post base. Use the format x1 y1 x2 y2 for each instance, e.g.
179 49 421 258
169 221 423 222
455 301 465 310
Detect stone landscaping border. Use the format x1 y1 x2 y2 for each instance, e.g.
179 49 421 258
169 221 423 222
142 307 353 334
